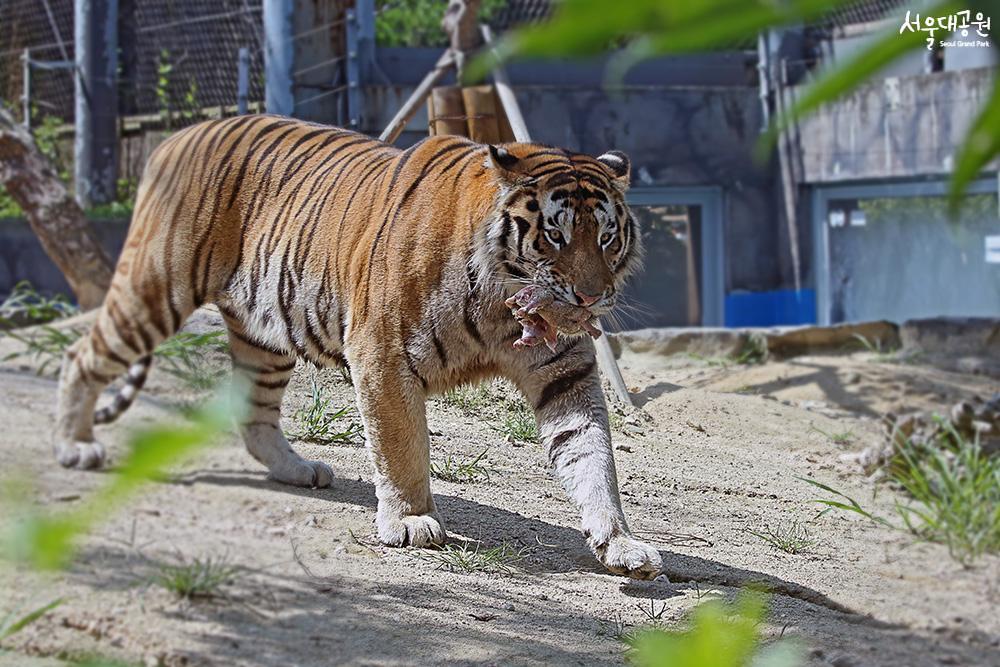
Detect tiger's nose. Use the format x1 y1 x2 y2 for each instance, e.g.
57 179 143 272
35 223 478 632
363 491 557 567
574 289 601 307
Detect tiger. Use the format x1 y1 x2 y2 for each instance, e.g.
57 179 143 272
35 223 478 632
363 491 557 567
54 114 662 579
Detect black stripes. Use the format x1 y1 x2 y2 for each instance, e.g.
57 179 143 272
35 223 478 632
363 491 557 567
536 361 596 412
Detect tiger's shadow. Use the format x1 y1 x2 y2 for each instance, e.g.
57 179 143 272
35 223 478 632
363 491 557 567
173 470 857 616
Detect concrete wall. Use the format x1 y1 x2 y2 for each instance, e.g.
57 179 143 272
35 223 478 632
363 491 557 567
793 66 996 183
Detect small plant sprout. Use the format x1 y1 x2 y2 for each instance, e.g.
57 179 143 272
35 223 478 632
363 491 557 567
150 555 241 600
410 540 527 575
292 376 363 445
500 406 538 443
430 447 492 483
744 520 818 555
809 424 854 445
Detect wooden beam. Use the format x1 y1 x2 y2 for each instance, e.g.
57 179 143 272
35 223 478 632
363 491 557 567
479 24 635 408
379 50 455 144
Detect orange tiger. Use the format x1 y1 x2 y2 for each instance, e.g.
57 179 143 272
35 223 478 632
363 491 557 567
55 114 660 579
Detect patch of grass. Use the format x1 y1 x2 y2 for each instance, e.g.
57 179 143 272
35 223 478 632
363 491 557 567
851 333 903 362
410 541 527 575
810 424 854 445
2 325 84 375
150 555 241 600
732 333 768 365
291 376 363 445
154 331 229 389
430 447 492 483
0 281 77 328
803 424 1000 566
744 520 817 555
500 405 538 443
685 352 731 368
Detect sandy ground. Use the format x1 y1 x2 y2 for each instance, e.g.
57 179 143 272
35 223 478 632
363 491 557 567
0 316 998 667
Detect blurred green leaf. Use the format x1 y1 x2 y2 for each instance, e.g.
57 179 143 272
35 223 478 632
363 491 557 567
0 597 63 641
4 385 246 570
627 591 801 667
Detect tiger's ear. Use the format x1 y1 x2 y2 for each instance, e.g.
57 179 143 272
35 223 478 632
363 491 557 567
486 145 534 186
596 151 631 191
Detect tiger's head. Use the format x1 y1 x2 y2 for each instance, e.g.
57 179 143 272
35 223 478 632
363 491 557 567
482 144 642 318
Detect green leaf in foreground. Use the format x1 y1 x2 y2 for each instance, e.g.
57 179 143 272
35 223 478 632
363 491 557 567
5 386 247 570
627 591 801 667
0 598 63 641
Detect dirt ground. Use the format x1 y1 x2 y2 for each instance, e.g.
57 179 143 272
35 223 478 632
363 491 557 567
0 313 998 667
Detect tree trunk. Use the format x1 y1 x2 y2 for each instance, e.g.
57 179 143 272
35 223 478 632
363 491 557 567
0 107 113 310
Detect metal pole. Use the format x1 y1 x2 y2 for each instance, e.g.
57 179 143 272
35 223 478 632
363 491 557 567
344 9 362 128
21 49 31 130
74 0 119 208
263 0 294 115
237 47 250 115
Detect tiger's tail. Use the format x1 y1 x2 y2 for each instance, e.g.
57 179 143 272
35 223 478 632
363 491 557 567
93 355 153 425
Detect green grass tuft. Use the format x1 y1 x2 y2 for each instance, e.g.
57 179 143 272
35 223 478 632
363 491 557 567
291 376 363 445
744 520 817 555
430 447 492 483
150 555 241 600
0 281 77 328
803 423 1000 566
410 541 527 575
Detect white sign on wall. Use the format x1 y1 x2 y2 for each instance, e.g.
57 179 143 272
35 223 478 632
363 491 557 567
986 235 1000 263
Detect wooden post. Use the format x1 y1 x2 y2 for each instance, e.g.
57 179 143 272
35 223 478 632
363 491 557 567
461 85 501 143
0 107 113 309
379 50 454 144
428 86 468 137
480 24 634 407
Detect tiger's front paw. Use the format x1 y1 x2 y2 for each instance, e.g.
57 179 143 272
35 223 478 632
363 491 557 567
55 440 106 470
378 512 447 548
594 534 662 580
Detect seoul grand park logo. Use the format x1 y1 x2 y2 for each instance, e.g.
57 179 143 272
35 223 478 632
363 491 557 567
900 9 992 49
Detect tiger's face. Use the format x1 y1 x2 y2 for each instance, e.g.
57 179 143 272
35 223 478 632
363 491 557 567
487 145 642 317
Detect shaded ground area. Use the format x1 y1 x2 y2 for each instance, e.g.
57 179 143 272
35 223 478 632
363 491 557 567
0 315 998 666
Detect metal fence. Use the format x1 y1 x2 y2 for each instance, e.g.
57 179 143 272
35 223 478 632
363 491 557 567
0 0 268 127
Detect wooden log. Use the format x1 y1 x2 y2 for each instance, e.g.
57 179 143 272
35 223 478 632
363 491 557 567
379 50 454 144
461 85 501 143
0 107 112 309
428 85 469 137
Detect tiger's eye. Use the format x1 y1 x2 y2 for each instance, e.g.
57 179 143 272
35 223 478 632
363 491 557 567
550 230 563 242
600 233 612 244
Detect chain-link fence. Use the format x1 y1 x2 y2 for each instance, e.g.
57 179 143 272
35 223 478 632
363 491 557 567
0 0 268 127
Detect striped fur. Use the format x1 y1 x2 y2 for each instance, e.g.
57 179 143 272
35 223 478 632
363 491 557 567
53 115 661 578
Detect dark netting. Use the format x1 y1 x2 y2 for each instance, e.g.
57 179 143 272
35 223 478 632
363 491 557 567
123 1 264 125
488 0 551 31
0 0 266 126
817 0 908 28
0 0 76 124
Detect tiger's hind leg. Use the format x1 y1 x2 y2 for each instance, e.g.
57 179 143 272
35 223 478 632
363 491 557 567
55 295 176 469
224 314 334 488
